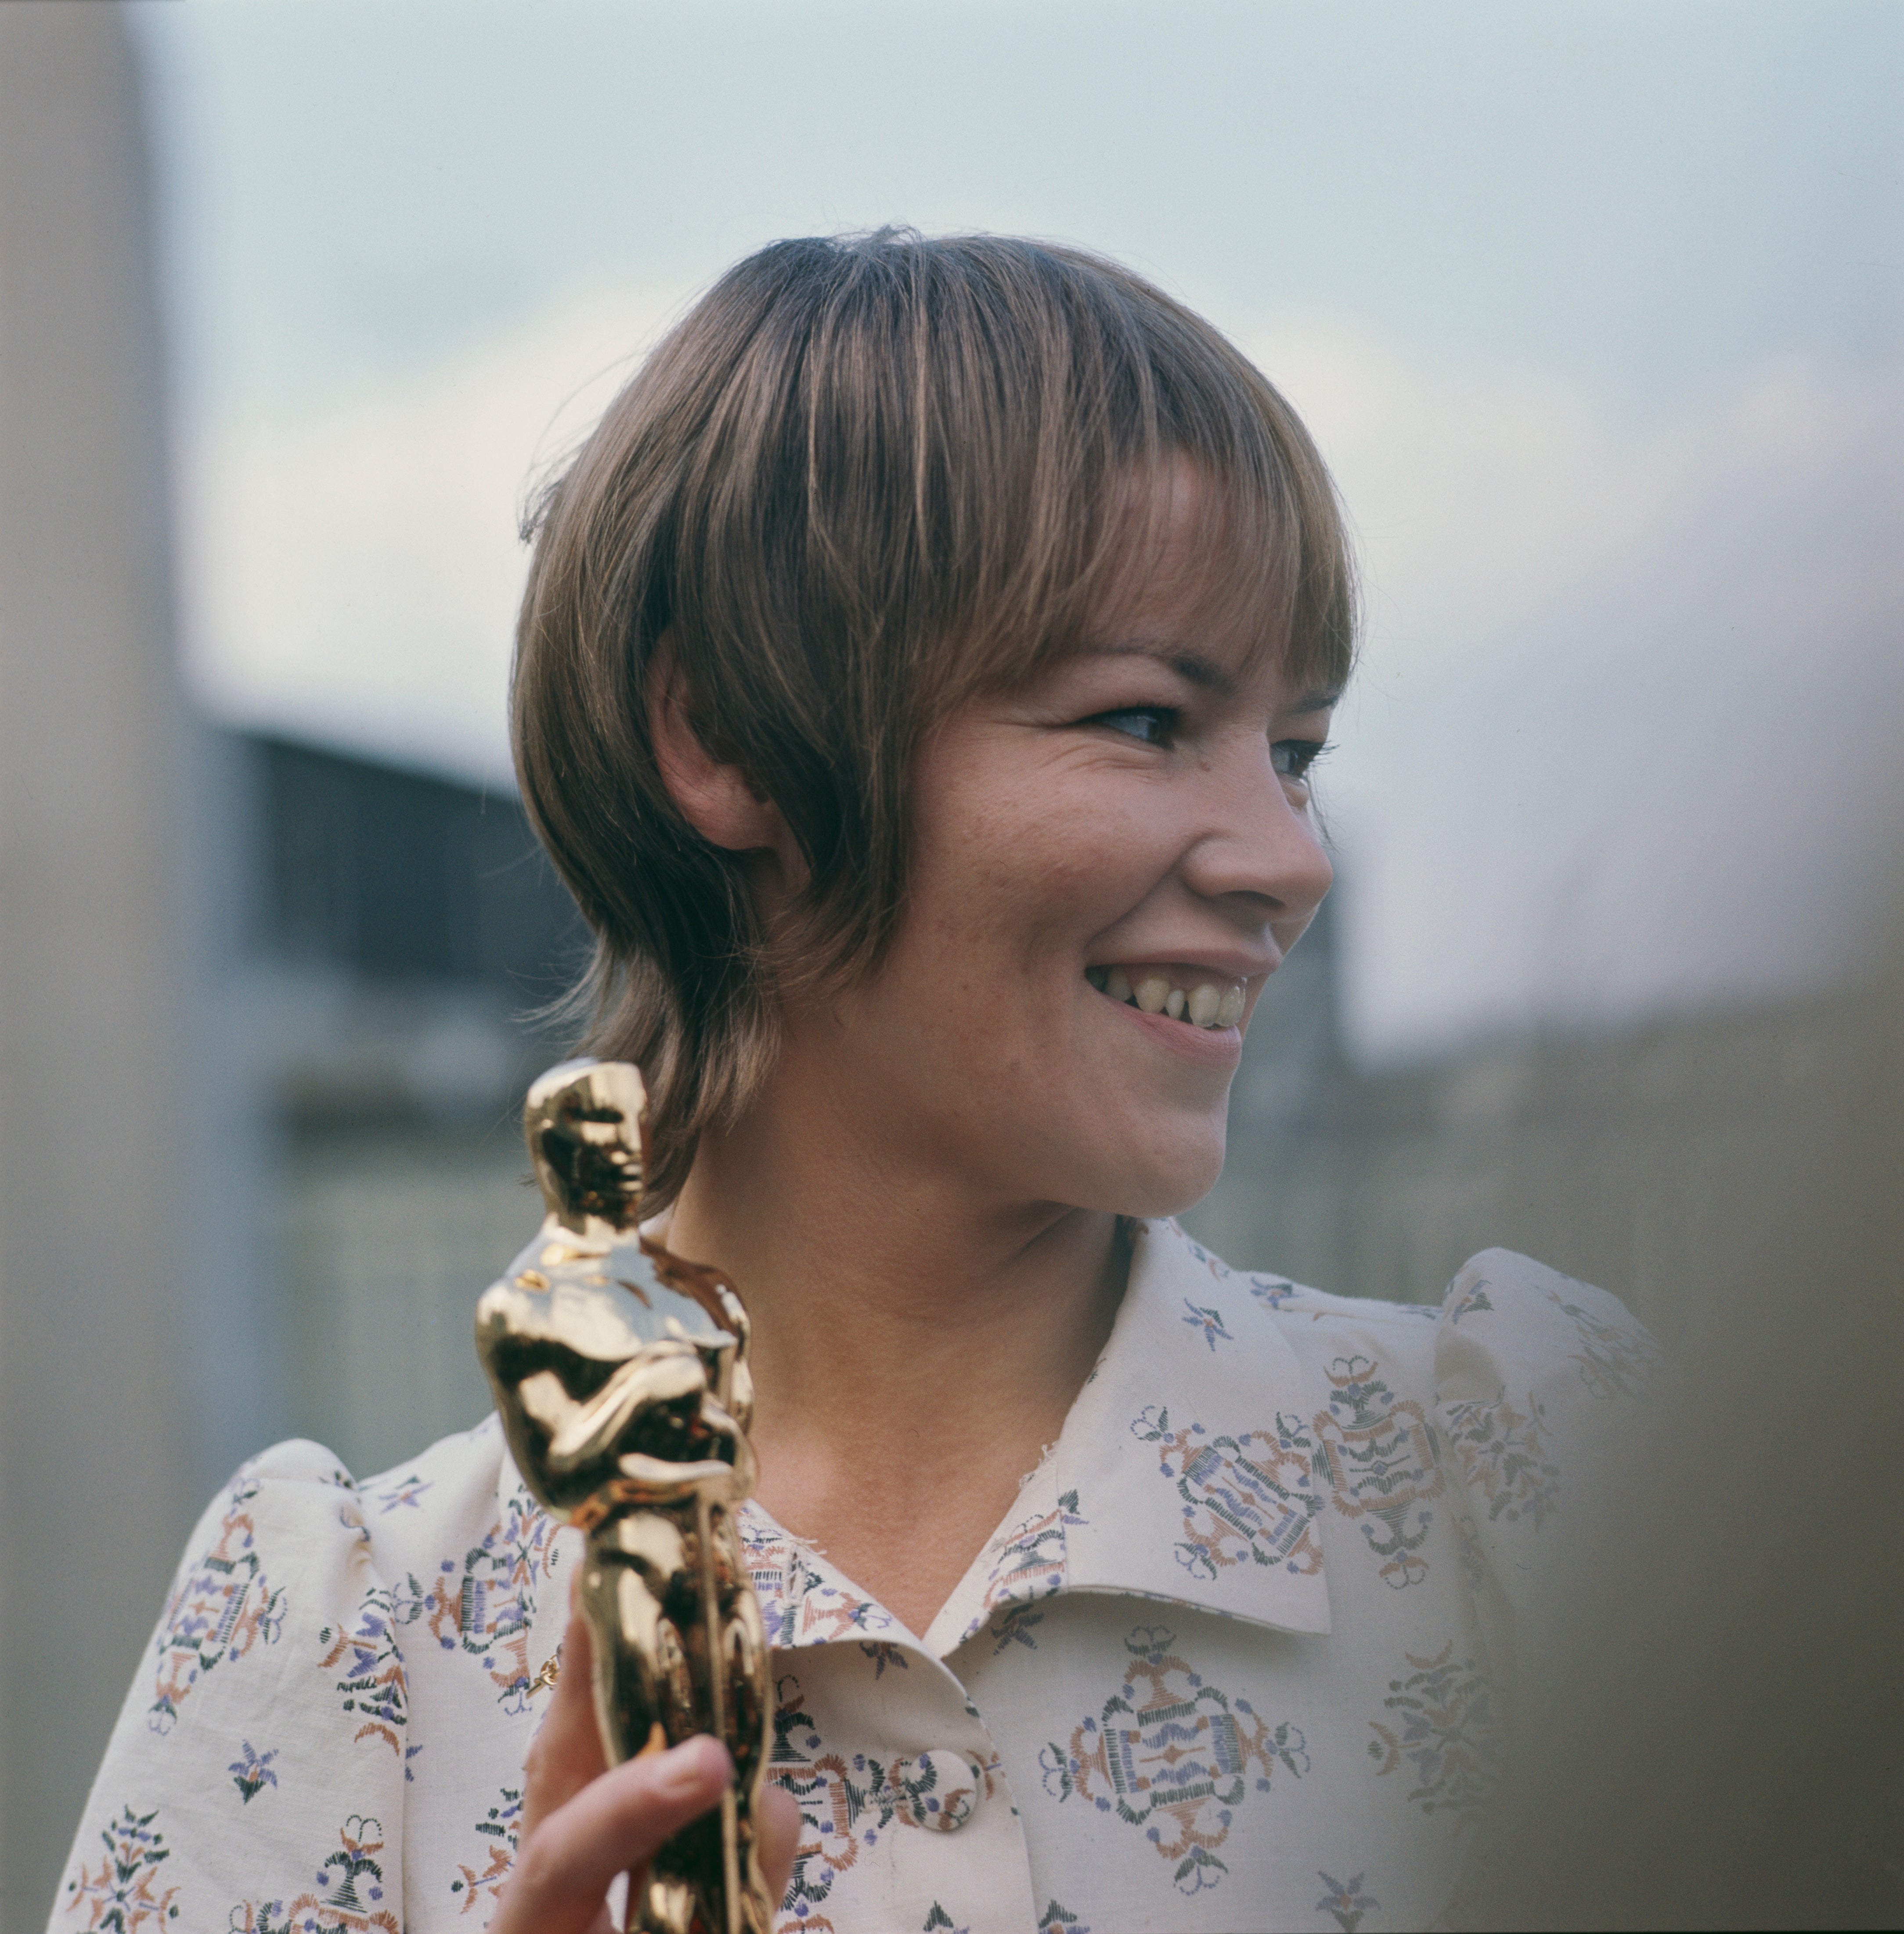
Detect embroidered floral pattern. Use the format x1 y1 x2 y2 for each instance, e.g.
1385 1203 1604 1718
1180 1300 1233 1349
373 1474 431 1515
425 1482 559 1714
149 1475 286 1733
1551 1290 1663 1402
768 1672 867 1920
1133 1406 1323 1578
1316 1869 1379 1931
1443 1391 1560 1527
957 1488 1087 1641
1037 1903 1091 1932
1365 1643 1501 1825
318 1579 426 1756
769 1676 996 1924
1246 1274 1297 1310
62 1805 179 1931
448 1786 522 1916
229 1742 278 1804
1039 1624 1305 1895
229 1815 400 1932
1313 1356 1444 1588
990 1604 1045 1653
744 1518 893 1647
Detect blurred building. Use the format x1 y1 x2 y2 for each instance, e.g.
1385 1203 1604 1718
233 732 585 1479
1190 888 1877 1356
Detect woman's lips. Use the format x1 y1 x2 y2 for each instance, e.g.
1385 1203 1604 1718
1099 986 1244 1068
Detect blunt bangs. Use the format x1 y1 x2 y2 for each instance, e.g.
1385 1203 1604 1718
513 229 1356 1204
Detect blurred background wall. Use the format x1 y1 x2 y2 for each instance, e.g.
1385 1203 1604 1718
0 12 202 1927
1188 901 1899 1356
0 14 583 1914
1 2 1897 1927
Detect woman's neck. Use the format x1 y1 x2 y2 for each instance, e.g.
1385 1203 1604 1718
664 1070 1128 1639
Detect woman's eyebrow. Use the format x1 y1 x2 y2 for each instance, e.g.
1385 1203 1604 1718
1289 686 1345 715
1082 643 1343 716
1082 640 1238 696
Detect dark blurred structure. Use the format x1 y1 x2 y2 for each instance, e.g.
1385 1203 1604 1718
231 732 585 1482
1468 949 1904 1930
259 735 583 995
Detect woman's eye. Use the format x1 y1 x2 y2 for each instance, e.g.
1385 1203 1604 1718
1091 707 1178 746
1272 738 1331 780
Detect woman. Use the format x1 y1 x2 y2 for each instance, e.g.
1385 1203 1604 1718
56 233 1652 1934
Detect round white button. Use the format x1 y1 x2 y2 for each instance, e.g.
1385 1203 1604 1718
896 1749 984 1832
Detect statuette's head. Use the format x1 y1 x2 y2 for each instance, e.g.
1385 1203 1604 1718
524 1058 649 1234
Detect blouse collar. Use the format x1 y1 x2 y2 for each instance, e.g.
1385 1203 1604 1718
737 1217 1332 1659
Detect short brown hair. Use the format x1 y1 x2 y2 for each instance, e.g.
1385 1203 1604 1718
513 230 1355 1205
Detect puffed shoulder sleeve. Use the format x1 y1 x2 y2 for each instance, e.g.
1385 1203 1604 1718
50 1440 411 1933
1430 1249 1662 1670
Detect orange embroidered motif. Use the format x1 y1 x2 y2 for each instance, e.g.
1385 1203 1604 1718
1313 1355 1445 1589
229 1815 403 1931
1039 1624 1305 1897
62 1806 179 1931
449 1786 523 1916
1132 1407 1323 1578
423 1483 561 1714
317 1580 425 1755
148 1476 285 1733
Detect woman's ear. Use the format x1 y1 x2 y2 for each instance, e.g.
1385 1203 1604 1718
647 639 803 879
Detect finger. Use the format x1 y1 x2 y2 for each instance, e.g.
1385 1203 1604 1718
757 1781 801 1908
491 1735 735 1934
520 1610 606 1838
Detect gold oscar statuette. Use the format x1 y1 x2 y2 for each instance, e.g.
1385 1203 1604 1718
475 1059 773 1934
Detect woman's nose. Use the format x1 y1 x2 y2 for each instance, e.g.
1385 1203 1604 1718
1181 741 1333 923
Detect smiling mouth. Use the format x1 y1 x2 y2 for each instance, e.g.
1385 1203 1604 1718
1086 964 1247 1031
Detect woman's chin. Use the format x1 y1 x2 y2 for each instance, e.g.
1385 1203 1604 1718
1081 1125 1228 1222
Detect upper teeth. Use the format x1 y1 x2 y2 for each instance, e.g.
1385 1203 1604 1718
1087 965 1247 1030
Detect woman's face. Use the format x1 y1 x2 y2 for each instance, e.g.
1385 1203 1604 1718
790 486 1339 1222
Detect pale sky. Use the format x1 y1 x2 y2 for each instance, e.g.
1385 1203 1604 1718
133 0 1904 1057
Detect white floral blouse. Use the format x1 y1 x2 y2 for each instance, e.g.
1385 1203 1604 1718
52 1218 1655 1934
